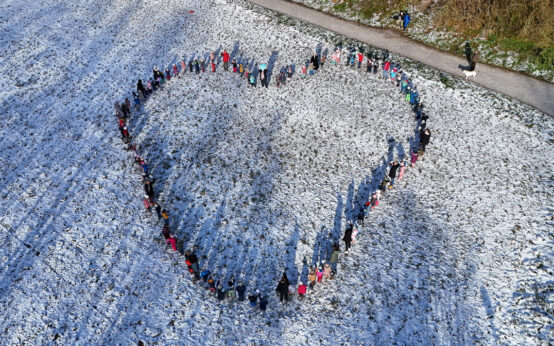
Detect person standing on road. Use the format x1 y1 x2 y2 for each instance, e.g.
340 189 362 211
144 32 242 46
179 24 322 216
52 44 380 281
470 50 480 71
464 42 473 65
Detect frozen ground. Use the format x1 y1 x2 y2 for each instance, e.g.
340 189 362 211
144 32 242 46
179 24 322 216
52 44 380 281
0 0 552 344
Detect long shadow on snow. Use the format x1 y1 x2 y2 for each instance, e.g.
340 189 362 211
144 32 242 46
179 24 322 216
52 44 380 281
354 189 480 344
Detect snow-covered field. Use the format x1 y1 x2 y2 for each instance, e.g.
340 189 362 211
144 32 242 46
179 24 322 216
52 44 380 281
0 0 552 344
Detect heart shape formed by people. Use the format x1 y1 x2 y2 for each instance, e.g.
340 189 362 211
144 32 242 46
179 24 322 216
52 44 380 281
121 48 422 300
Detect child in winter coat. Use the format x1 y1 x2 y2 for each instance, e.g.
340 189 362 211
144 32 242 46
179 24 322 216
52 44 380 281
249 291 259 307
287 66 293 80
297 282 307 296
308 267 316 288
227 286 236 298
208 276 216 292
200 60 205 73
398 161 406 180
217 284 225 301
165 69 171 81
320 54 326 67
180 60 186 73
161 209 169 224
366 58 372 73
162 224 177 251
152 202 162 220
370 193 379 210
351 223 359 243
232 59 237 73
239 63 244 76
301 65 307 78
249 73 256 87
330 244 340 274
200 269 210 283
323 263 331 279
172 64 178 76
140 159 148 174
142 196 151 212
390 68 397 83
259 295 268 311
410 150 418 167
316 266 324 283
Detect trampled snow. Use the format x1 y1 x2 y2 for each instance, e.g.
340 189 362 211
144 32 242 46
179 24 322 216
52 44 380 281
0 0 552 344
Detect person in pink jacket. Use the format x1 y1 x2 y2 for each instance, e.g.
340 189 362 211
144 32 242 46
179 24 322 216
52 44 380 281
162 224 177 251
142 195 151 212
180 59 186 74
172 64 178 77
398 161 406 180
316 266 324 283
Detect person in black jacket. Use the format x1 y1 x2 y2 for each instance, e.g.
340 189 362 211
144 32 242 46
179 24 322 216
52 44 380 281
275 273 290 302
137 79 146 98
419 129 431 154
248 291 258 307
236 282 246 301
259 294 268 311
343 221 353 252
310 53 319 70
389 161 400 188
217 283 225 301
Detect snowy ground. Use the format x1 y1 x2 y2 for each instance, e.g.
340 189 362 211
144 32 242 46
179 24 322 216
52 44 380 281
0 0 552 344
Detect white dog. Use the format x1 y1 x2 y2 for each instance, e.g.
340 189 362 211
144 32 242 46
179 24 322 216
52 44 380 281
463 70 477 79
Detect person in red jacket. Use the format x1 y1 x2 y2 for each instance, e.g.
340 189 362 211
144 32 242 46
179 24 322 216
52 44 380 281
221 49 230 71
297 282 307 297
357 51 364 68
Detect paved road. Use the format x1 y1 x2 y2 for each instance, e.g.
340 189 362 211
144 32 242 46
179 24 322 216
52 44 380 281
248 0 554 117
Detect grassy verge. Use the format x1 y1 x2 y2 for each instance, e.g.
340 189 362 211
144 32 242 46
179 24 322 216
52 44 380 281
290 0 554 82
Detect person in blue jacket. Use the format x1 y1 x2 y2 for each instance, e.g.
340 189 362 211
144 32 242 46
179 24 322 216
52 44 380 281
403 12 411 32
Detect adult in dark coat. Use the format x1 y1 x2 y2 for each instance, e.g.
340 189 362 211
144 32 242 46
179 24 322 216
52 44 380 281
470 51 480 71
389 161 400 187
343 222 353 252
275 274 290 302
310 53 319 70
419 129 431 152
236 282 246 301
137 79 146 97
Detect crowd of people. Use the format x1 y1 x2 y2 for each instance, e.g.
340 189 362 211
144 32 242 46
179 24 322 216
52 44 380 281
112 44 431 311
